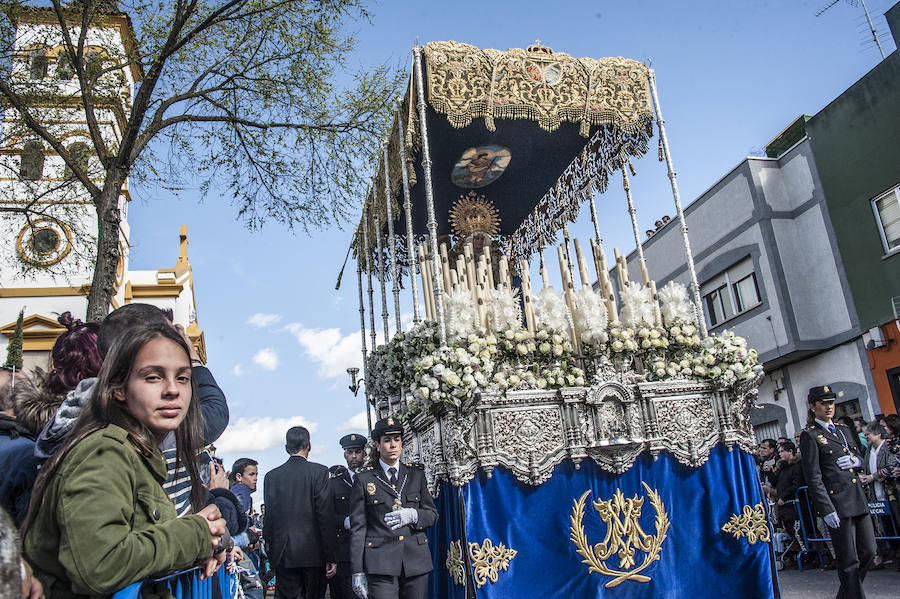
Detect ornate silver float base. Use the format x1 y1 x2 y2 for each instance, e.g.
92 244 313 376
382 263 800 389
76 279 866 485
398 375 758 494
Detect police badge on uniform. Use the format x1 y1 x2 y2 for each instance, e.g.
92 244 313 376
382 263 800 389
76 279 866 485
366 482 376 496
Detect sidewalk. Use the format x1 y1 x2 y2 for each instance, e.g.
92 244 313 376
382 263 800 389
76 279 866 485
778 567 899 598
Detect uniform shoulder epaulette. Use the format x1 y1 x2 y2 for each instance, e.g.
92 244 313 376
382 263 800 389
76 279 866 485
329 465 348 478
404 461 425 470
360 465 375 472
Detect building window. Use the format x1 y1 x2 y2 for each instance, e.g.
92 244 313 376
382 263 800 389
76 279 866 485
701 257 762 328
56 52 74 79
873 184 900 253
754 420 781 444
63 142 90 180
29 48 48 79
733 273 761 312
19 141 45 180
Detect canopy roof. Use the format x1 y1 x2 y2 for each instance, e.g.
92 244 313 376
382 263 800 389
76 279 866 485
355 40 655 268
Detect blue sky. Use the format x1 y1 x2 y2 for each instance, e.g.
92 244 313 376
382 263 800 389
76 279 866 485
125 0 898 505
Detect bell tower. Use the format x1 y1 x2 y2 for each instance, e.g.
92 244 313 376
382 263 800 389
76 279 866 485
0 4 140 319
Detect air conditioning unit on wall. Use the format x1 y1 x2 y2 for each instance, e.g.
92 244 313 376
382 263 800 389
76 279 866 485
864 326 886 350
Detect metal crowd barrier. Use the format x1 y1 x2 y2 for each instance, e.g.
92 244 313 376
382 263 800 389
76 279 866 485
111 564 239 599
793 485 900 570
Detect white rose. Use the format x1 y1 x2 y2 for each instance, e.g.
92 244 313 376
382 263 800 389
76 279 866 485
536 378 548 389
517 344 529 355
539 342 551 354
508 374 521 386
418 386 430 399
612 340 625 352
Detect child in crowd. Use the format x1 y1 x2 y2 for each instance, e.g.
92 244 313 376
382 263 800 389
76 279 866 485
22 323 227 597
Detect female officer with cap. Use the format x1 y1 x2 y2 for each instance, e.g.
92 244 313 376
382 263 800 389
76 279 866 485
799 385 875 599
349 417 437 599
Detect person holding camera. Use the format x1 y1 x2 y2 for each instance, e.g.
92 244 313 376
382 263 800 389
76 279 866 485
800 385 875 599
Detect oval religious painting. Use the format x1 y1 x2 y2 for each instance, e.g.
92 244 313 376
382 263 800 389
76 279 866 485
450 145 511 189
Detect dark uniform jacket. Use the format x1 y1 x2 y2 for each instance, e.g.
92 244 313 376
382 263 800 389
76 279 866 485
774 456 805 522
331 466 355 564
263 455 337 568
349 462 438 577
800 422 869 519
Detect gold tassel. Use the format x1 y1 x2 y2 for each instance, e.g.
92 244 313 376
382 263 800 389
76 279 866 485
484 114 496 132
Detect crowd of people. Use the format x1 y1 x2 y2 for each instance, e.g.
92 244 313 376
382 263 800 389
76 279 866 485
0 302 437 599
755 387 900 597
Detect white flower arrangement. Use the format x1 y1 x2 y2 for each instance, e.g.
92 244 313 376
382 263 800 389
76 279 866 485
444 288 477 340
619 281 657 328
535 287 571 333
487 287 522 333
573 286 608 350
409 345 492 410
657 281 697 326
646 329 761 389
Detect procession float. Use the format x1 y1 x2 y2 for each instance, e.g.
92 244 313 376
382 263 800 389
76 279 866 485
339 40 777 598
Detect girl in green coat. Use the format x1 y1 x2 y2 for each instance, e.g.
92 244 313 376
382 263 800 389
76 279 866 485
22 323 227 598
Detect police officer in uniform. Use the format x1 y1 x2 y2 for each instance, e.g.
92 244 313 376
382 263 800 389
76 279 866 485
349 417 437 599
330 434 367 599
799 385 875 599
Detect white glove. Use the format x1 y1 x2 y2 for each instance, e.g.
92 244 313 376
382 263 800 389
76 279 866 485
343 516 351 530
836 455 862 470
384 507 418 530
824 512 841 529
352 573 368 599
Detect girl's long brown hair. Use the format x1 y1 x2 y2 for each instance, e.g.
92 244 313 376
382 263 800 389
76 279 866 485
22 323 205 538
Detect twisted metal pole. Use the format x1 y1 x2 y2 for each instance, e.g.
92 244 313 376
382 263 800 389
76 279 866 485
621 160 650 286
356 256 373 435
648 68 707 335
383 140 402 335
412 45 447 345
395 96 422 324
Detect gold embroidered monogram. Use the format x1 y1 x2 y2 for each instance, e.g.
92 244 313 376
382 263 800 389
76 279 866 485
721 502 771 545
569 482 669 588
446 540 465 586
468 538 518 588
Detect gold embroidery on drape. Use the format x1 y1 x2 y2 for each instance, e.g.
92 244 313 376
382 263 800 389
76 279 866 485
569 482 669 588
721 502 771 545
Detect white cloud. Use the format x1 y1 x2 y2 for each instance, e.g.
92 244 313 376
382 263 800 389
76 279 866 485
247 313 283 328
285 323 382 380
338 410 369 432
214 415 318 453
232 364 246 376
253 348 279 371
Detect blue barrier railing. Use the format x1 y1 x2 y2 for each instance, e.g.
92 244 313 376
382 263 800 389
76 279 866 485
111 563 238 599
792 485 900 570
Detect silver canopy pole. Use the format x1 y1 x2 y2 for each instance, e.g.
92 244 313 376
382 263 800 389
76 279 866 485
412 45 447 345
356 255 373 435
383 140 402 335
375 208 390 341
395 96 422 324
362 203 378 360
621 159 650 286
647 68 707 335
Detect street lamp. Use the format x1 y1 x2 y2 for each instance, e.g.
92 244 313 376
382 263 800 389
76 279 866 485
347 367 361 396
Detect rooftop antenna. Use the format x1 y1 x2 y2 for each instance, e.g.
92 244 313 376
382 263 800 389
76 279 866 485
816 0 886 59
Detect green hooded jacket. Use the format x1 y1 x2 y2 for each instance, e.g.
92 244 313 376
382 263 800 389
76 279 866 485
23 424 212 598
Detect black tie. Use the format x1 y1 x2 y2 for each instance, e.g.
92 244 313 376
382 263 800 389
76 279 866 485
388 467 398 488
828 424 837 436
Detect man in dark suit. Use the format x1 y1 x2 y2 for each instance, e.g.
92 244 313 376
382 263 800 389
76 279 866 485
329 433 367 599
350 417 438 599
263 426 337 599
799 385 875 599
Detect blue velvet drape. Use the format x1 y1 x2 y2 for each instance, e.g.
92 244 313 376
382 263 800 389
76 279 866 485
428 446 778 599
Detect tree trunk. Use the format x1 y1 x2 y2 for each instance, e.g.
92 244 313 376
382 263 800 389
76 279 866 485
85 173 127 322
